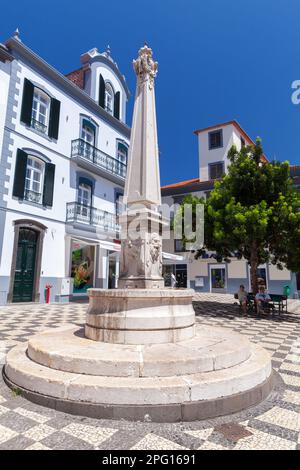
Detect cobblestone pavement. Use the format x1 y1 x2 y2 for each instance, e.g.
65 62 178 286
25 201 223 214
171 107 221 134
0 294 300 450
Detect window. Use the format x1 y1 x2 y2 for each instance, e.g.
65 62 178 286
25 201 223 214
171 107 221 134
115 190 124 216
117 142 128 164
208 129 223 150
210 266 227 291
116 142 128 177
209 162 224 180
174 239 186 252
241 136 246 148
81 121 95 146
80 120 96 161
20 79 61 139
105 82 114 114
31 88 51 134
77 182 92 222
13 149 55 206
24 156 45 204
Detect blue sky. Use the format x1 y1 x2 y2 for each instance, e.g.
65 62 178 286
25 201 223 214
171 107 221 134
1 0 300 184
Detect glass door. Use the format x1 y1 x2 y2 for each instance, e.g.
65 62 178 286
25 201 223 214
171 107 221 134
81 122 95 161
210 265 227 293
77 183 92 223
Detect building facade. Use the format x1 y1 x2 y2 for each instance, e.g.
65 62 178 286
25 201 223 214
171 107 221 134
0 33 130 304
162 120 300 297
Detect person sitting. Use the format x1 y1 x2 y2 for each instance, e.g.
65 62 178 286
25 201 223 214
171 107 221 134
255 286 271 314
237 285 248 315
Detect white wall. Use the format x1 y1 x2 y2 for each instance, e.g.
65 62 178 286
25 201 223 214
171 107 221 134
0 56 128 283
92 62 127 123
197 124 252 181
0 63 10 162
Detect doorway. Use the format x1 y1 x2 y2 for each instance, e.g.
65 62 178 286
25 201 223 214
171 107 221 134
12 228 38 302
210 264 227 293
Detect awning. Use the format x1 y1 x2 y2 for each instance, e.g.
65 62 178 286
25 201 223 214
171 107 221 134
68 236 121 252
162 252 184 261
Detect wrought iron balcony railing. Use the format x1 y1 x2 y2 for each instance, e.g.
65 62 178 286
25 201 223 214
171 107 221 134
31 118 48 134
71 139 126 179
66 202 120 233
24 189 42 204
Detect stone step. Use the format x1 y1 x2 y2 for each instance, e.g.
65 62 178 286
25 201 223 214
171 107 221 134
5 342 271 406
27 324 251 377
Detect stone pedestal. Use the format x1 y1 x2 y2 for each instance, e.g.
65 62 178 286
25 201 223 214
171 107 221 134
118 208 166 289
85 289 195 344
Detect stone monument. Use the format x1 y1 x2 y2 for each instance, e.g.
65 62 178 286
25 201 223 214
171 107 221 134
3 45 274 422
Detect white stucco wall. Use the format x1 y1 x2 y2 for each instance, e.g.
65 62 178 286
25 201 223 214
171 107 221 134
0 63 10 161
0 54 128 287
197 124 252 181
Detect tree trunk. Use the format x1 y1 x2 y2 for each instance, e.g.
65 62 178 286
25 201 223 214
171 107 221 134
250 244 259 294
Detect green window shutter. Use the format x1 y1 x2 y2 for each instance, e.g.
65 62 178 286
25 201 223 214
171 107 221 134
20 79 34 125
114 91 120 120
99 74 105 108
48 98 61 139
13 149 28 199
43 163 56 206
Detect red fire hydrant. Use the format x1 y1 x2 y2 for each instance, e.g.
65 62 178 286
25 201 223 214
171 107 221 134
45 284 53 304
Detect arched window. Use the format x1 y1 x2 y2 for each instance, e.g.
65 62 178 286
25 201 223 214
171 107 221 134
24 156 45 204
105 82 114 115
31 88 51 134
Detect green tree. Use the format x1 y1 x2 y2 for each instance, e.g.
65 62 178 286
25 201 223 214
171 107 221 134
177 139 300 293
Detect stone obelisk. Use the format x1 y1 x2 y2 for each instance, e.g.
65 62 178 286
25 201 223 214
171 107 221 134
118 45 164 289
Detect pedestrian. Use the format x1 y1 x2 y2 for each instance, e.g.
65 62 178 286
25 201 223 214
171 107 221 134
170 272 177 288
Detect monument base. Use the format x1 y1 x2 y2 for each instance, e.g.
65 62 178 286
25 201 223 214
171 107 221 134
118 278 165 289
85 288 195 344
4 322 273 422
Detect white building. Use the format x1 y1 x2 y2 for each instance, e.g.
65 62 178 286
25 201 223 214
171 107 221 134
0 33 130 304
162 120 300 297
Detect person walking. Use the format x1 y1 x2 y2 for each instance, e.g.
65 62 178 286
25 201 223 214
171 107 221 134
170 272 177 288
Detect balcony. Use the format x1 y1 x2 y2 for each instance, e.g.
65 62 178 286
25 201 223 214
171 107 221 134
31 118 48 135
71 139 126 183
24 189 42 204
66 202 120 234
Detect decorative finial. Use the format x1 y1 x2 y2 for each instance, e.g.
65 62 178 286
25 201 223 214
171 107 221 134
133 44 158 90
13 28 21 40
106 45 111 56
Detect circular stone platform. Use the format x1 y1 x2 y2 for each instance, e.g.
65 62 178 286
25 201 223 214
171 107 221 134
3 323 273 422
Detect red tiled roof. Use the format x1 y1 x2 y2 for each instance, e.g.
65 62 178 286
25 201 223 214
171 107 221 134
161 178 200 190
65 68 84 89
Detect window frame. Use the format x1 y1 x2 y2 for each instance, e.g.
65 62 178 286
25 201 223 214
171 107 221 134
104 82 114 115
31 87 51 134
117 142 128 164
81 122 95 145
209 161 225 180
174 239 186 253
208 129 223 150
24 155 45 204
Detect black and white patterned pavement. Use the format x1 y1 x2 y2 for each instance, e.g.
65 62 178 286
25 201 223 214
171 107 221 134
0 294 299 450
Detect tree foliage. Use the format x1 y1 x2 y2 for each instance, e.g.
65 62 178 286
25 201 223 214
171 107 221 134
177 139 300 293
